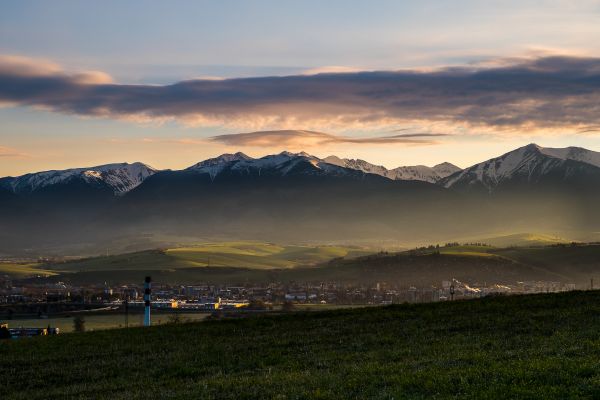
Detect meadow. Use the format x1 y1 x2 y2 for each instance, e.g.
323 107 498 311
5 241 600 286
1 290 598 399
0 262 57 278
33 241 371 272
3 312 211 333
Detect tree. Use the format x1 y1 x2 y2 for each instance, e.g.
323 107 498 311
73 316 86 332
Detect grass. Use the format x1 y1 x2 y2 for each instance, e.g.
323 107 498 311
0 262 57 277
2 312 211 333
39 241 371 274
1 291 599 399
10 241 600 286
17 242 600 286
462 233 571 247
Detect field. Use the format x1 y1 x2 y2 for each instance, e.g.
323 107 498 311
2 312 211 333
32 241 371 273
5 241 600 287
0 263 57 278
1 290 599 399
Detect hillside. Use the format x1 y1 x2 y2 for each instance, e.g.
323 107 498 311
13 242 598 286
35 242 371 273
2 291 599 399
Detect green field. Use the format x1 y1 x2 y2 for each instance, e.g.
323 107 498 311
2 312 211 333
35 241 371 273
6 241 600 286
1 291 599 399
462 233 572 247
0 263 57 277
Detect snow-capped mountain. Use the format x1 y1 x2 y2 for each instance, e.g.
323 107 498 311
0 162 157 195
186 152 252 170
388 162 461 183
4 144 600 254
3 144 599 200
185 151 460 183
322 156 460 183
185 151 384 181
442 144 600 192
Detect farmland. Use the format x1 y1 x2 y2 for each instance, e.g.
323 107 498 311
4 241 600 286
2 312 211 333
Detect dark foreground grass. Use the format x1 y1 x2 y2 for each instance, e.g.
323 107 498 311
2 291 599 399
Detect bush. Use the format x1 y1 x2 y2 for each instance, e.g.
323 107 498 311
73 316 86 332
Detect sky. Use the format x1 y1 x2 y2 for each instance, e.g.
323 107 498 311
2 0 600 175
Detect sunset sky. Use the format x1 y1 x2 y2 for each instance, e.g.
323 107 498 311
2 0 600 175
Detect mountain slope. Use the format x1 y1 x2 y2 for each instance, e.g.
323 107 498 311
322 156 460 183
442 144 600 193
118 152 450 244
184 151 398 182
3 145 600 255
0 162 157 195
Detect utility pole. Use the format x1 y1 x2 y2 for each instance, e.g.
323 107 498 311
144 276 152 327
591 278 594 290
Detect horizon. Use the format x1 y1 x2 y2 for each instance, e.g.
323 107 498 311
1 141 597 176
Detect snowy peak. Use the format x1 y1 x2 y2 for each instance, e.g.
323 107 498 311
190 152 252 167
432 162 462 177
186 152 252 169
537 145 600 168
388 165 445 183
4 162 157 195
323 157 389 176
186 151 326 180
442 143 600 191
322 156 460 183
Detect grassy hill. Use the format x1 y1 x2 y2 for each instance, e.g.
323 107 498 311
462 233 571 247
0 262 57 278
1 241 371 279
2 291 599 399
46 241 369 271
7 242 600 286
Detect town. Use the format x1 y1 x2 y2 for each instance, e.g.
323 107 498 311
0 271 580 318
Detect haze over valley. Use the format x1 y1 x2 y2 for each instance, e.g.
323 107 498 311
2 142 600 256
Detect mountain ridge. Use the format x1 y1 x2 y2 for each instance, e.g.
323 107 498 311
441 143 600 192
3 143 600 255
0 162 157 195
3 144 600 196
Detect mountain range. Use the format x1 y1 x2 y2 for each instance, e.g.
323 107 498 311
5 143 600 196
1 143 600 255
0 151 460 196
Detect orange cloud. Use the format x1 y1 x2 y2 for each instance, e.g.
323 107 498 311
0 145 28 158
210 130 447 147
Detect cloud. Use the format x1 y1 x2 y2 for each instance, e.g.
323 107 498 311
0 145 27 158
210 130 444 147
2 54 600 133
0 54 113 84
301 66 365 75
